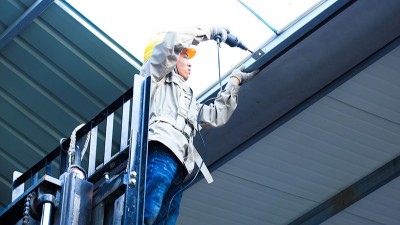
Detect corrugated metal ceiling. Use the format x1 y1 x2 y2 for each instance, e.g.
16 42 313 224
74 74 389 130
0 0 140 208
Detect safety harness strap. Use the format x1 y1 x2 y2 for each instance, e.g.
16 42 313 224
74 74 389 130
149 116 213 183
149 116 193 137
192 145 214 184
175 80 193 132
151 74 213 183
174 77 214 183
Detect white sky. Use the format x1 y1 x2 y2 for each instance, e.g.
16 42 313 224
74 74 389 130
66 0 322 95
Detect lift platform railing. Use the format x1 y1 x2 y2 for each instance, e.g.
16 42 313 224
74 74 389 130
0 75 151 225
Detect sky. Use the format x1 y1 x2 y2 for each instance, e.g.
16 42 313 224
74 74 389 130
65 0 323 95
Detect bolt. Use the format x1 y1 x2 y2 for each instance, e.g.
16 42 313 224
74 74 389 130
129 178 137 186
128 171 137 186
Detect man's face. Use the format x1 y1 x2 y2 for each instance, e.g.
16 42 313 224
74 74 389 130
177 52 192 81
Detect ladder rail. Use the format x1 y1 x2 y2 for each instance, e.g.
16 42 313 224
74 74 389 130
12 87 133 189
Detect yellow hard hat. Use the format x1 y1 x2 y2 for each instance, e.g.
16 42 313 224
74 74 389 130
143 32 196 62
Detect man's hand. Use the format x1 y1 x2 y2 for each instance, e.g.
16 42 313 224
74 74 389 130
230 66 259 85
210 27 229 43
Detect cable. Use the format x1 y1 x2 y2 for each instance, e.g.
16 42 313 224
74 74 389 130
164 40 224 224
216 39 224 94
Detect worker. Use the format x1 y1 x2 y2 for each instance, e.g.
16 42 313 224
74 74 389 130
140 26 259 225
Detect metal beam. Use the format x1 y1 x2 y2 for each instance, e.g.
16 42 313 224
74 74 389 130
0 0 54 50
289 154 400 225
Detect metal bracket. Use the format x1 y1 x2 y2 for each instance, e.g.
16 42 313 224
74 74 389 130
251 49 265 60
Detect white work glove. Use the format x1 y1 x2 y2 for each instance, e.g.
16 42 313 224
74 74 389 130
230 66 259 85
210 26 229 43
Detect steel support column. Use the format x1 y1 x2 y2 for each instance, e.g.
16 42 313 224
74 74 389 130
123 75 151 225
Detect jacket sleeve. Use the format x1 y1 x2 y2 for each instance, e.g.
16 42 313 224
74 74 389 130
141 27 211 81
198 81 241 128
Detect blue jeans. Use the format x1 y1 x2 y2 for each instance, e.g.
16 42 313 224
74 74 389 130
144 141 186 225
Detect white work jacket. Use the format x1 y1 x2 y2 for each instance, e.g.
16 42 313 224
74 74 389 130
140 27 240 183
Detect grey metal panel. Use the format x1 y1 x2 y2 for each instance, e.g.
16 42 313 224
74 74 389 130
179 36 400 225
179 171 317 225
317 45 400 225
306 97 400 158
322 212 382 225
329 49 400 125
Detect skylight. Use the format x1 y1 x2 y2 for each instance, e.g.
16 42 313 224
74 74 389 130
65 0 326 95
